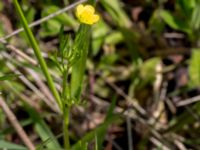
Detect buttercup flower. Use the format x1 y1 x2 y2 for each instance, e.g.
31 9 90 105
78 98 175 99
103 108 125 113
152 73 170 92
76 4 100 25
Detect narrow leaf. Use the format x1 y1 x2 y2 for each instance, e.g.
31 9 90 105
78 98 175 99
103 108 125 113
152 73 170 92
189 48 200 87
0 74 20 81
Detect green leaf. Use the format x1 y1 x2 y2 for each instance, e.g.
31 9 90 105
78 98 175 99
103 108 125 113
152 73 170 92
24 105 61 149
120 27 140 63
35 133 63 150
160 10 191 34
40 5 78 37
95 133 98 150
100 0 131 27
70 24 90 101
0 140 27 150
140 57 161 83
92 20 110 56
0 2 4 11
149 10 165 35
191 2 200 30
189 48 200 87
24 6 36 23
105 31 123 45
0 74 20 81
75 141 88 150
177 0 195 17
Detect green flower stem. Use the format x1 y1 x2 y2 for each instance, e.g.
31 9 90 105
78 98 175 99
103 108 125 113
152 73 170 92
62 68 70 150
61 11 92 149
13 0 63 110
63 106 70 150
63 24 90 150
62 67 70 103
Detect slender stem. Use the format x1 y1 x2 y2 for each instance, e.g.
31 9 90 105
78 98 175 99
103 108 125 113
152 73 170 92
62 67 71 149
63 25 90 150
63 106 71 150
13 0 63 110
62 67 70 102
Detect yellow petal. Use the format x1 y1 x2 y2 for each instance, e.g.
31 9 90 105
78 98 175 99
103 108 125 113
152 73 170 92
84 5 95 14
76 4 84 17
80 13 93 25
92 14 100 23
76 4 100 25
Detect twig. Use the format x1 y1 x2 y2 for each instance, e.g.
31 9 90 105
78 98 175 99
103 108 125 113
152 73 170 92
174 140 187 150
105 136 123 150
176 95 200 107
0 0 87 41
0 96 35 150
151 48 190 57
126 113 134 150
6 44 37 65
164 32 185 39
150 137 170 150
26 69 55 104
153 63 163 103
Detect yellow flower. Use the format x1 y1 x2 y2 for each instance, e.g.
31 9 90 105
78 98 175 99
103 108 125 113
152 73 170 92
76 4 100 25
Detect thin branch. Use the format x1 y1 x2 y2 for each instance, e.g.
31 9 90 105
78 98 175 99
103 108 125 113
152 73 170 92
164 32 185 39
174 140 187 150
6 44 37 65
0 0 87 41
126 114 134 150
176 95 200 107
150 137 170 150
0 96 35 150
